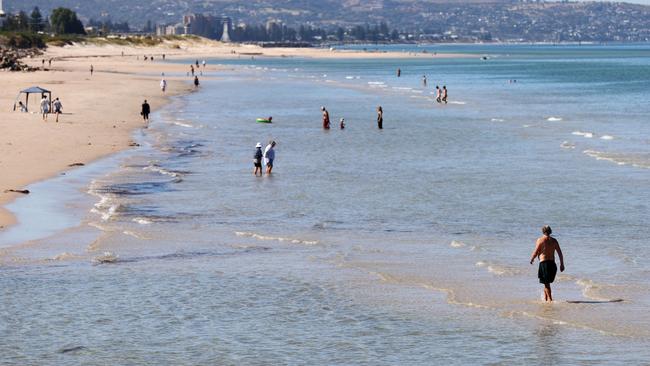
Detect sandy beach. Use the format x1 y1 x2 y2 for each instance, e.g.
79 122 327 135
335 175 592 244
0 37 467 230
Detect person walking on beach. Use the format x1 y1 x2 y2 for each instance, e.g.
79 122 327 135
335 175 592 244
53 98 63 123
530 225 565 302
442 86 448 104
202 60 206 69
377 106 383 129
194 76 200 88
422 75 427 87
160 77 167 93
435 86 442 103
40 94 50 121
340 118 345 130
253 142 264 176
264 141 276 175
90 64 94 76
397 68 401 77
190 65 195 76
141 99 151 122
321 106 330 130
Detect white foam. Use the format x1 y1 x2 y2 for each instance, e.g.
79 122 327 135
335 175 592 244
173 121 194 128
345 76 354 79
450 240 466 248
490 118 505 122
560 141 576 149
92 252 119 264
600 135 614 140
133 217 152 225
572 131 594 138
448 101 466 105
547 117 563 122
235 231 319 246
367 81 385 85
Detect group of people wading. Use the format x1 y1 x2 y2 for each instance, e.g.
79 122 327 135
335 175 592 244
321 106 384 130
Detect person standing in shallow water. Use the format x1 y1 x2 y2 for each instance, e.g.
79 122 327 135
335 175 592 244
530 225 565 302
321 106 330 130
194 76 200 88
253 142 263 176
264 141 276 175
435 85 442 103
377 106 383 129
442 85 448 104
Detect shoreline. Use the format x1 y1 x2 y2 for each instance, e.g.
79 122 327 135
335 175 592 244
0 39 472 232
0 45 196 231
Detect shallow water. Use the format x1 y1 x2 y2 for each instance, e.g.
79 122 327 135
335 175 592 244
1 44 650 364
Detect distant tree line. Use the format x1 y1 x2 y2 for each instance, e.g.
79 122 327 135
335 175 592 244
229 21 400 43
1 7 86 35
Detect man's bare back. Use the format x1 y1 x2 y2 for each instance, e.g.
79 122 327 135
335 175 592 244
530 225 565 301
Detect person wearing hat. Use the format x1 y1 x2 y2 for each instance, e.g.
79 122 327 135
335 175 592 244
253 142 263 176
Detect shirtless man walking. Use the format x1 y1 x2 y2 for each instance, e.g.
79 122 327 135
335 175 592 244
530 225 565 302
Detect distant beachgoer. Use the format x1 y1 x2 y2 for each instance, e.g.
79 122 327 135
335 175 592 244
41 59 45 68
190 65 195 76
151 56 154 61
53 98 63 123
321 106 330 130
435 86 441 103
340 118 345 130
422 75 427 87
160 78 167 93
530 225 565 302
264 141 276 175
141 99 151 122
90 64 94 76
195 59 199 68
377 106 383 129
162 54 166 60
48 59 52 68
17 101 27 113
194 76 200 88
144 56 148 61
442 86 448 104
121 51 124 57
40 95 50 121
253 142 263 176
397 68 401 77
202 60 206 69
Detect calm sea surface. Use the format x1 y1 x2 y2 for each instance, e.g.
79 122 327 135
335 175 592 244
1 44 650 364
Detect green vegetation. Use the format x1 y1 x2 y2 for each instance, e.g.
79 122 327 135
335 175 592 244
50 8 86 35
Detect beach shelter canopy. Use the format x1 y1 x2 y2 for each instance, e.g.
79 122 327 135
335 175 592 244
14 86 51 112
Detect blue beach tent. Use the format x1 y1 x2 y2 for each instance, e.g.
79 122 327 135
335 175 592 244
13 86 51 112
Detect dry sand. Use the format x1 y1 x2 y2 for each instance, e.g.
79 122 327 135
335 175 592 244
0 37 468 230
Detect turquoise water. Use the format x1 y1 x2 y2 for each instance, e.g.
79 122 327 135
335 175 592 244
1 44 649 364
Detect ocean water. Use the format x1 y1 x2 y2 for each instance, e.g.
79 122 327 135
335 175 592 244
1 44 650 364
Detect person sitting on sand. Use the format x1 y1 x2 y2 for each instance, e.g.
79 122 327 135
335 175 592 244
40 95 50 121
53 98 63 123
253 142 264 176
141 99 150 122
321 106 330 130
264 141 276 175
530 225 565 302
17 101 27 113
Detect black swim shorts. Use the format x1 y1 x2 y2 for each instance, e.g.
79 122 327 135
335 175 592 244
538 260 557 284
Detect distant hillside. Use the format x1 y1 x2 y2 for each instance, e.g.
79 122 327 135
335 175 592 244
4 0 650 42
